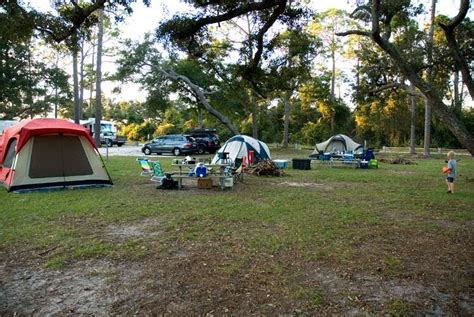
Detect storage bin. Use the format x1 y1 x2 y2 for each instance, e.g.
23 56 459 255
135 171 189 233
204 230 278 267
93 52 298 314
292 158 311 170
224 177 234 187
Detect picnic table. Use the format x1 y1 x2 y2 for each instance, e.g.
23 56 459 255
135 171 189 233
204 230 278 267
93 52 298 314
171 162 234 190
322 153 361 168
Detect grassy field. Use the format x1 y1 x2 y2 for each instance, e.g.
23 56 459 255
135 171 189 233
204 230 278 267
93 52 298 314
1 149 473 315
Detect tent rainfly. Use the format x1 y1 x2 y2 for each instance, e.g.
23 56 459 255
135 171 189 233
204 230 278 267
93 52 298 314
211 135 271 165
309 134 363 157
0 118 113 192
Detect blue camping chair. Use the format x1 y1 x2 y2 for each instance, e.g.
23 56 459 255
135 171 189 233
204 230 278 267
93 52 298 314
319 153 332 166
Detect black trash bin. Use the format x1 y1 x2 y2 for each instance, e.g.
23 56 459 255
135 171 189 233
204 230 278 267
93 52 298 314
292 158 311 170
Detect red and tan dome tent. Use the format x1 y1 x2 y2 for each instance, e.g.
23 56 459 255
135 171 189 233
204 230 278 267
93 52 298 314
0 118 112 192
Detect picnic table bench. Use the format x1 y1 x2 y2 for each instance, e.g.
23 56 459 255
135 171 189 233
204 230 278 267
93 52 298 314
171 174 234 190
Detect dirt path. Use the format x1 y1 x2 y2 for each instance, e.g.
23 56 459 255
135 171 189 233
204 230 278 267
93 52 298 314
1 216 472 315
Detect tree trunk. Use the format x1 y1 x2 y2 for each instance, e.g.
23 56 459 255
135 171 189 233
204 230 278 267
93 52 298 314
89 27 96 118
453 69 462 112
94 9 104 147
282 92 290 148
79 40 85 119
372 34 474 155
409 83 416 155
197 109 203 128
423 0 436 157
158 68 240 135
439 0 474 99
423 98 431 156
330 49 336 134
54 54 59 119
72 45 80 124
251 89 258 139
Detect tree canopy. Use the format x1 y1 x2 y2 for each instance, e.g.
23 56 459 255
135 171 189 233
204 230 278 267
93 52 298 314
1 0 473 154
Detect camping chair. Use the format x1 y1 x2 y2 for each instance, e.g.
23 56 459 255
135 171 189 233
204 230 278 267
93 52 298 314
319 153 332 165
136 158 167 182
150 161 167 182
216 151 233 165
232 157 244 183
137 158 153 176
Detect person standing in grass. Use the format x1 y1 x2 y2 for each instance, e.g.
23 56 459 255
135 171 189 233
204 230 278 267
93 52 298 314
446 151 457 194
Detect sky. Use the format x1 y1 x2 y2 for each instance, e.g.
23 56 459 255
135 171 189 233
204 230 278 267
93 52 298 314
27 0 473 107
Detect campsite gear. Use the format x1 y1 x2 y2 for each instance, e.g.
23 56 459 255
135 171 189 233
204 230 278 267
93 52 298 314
197 178 212 189
159 174 178 189
150 161 167 182
137 158 153 176
0 118 112 192
212 135 271 165
242 156 247 170
369 159 379 169
309 134 363 158
292 158 311 170
248 150 254 165
217 152 232 165
273 159 288 169
218 152 229 160
137 158 166 182
195 163 207 177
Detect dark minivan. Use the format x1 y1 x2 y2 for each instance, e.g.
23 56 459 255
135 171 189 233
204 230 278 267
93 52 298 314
141 134 197 156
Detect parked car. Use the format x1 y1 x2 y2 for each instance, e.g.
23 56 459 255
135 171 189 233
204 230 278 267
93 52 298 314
141 134 197 156
190 129 220 154
101 131 127 147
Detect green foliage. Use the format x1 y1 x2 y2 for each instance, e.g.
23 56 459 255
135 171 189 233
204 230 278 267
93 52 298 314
298 121 331 145
155 122 177 136
121 120 157 141
0 4 71 119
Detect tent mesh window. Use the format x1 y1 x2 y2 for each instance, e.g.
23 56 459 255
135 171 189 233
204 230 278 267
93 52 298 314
29 135 93 178
3 139 17 168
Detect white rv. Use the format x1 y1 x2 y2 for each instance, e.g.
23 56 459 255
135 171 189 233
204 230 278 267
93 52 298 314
79 119 127 147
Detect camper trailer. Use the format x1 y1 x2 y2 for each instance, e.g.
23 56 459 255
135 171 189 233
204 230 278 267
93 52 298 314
80 119 127 147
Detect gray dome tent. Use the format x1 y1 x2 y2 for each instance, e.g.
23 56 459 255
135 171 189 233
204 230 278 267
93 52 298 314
309 134 362 157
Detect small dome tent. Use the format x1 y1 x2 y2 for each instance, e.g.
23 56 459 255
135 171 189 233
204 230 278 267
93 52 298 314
0 118 113 192
211 135 271 164
309 134 362 157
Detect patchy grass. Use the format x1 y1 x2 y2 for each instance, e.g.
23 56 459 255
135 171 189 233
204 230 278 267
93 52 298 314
0 150 473 315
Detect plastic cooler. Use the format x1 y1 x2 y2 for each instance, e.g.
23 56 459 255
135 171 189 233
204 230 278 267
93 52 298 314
273 159 288 169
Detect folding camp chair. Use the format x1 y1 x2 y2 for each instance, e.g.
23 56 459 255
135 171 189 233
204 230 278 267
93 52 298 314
232 157 245 183
150 161 167 182
137 158 153 176
136 158 167 182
